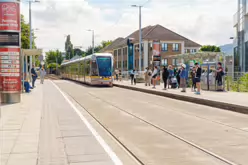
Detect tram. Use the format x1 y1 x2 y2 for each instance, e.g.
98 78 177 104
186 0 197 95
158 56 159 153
61 53 113 86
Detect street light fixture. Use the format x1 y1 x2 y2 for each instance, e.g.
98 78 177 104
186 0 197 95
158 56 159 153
28 0 40 80
87 29 95 54
131 4 142 72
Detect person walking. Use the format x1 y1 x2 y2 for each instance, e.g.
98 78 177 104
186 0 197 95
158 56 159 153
162 67 169 90
31 64 37 88
180 64 187 92
152 66 158 89
40 67 46 84
194 63 202 95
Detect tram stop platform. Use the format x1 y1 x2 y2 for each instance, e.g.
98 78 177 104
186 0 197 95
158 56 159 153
0 81 121 165
113 80 248 114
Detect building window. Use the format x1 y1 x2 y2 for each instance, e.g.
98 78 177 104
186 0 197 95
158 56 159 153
161 43 168 52
118 49 121 56
161 59 168 66
114 50 117 56
172 44 179 52
172 58 178 65
191 49 197 53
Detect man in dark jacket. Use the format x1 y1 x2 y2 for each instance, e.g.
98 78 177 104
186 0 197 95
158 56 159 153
162 67 169 90
31 65 37 88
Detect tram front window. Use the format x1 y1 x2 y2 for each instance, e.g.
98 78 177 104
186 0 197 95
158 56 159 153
96 57 112 77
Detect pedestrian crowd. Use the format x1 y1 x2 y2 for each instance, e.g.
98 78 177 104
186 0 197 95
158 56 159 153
142 62 203 95
23 65 46 93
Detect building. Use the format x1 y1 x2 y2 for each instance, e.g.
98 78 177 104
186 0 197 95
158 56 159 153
233 0 248 72
100 24 201 71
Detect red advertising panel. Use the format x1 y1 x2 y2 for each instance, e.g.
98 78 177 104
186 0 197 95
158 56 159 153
0 2 20 31
0 48 21 92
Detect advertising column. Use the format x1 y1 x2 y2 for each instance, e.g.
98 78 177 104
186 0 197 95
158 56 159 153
0 0 21 103
152 40 161 85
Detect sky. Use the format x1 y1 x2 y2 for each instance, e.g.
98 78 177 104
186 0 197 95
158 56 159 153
20 0 237 53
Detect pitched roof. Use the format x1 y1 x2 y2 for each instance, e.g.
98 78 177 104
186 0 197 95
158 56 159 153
100 24 201 51
99 37 124 52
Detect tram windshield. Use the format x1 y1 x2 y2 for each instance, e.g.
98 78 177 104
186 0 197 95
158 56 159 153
96 56 112 77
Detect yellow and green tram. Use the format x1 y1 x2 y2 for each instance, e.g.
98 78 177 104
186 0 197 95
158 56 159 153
61 53 113 86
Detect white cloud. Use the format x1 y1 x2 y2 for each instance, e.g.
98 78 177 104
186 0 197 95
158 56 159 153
20 0 237 53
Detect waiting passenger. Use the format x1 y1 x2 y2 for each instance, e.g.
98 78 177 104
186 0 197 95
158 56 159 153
162 66 169 90
152 66 158 89
145 67 152 86
191 67 197 92
130 69 137 85
24 78 33 93
195 63 202 95
180 64 187 92
216 62 224 91
118 70 122 81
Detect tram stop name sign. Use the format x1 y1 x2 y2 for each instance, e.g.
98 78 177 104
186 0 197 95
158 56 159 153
0 0 21 104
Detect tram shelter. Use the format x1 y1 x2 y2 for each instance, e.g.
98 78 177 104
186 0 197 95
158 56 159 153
21 49 43 92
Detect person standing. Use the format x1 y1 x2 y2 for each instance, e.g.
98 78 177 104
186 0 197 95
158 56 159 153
191 67 197 92
194 63 202 95
168 65 174 89
180 64 187 92
130 69 136 85
162 67 169 90
31 64 37 88
144 67 152 86
176 67 181 88
40 67 46 84
216 62 224 91
152 66 158 89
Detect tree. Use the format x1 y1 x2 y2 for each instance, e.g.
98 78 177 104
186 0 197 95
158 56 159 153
200 45 221 52
45 50 64 65
74 48 85 56
65 35 74 59
85 40 113 56
21 14 36 49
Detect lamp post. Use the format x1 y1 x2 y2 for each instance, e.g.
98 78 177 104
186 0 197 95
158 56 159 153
87 29 94 54
131 4 142 72
29 0 39 80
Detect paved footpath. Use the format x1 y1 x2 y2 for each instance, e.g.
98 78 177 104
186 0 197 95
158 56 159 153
0 81 118 165
114 80 248 113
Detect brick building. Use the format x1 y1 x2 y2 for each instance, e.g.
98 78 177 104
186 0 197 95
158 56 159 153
100 24 201 70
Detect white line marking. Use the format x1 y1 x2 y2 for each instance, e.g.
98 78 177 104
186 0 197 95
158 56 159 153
51 80 123 165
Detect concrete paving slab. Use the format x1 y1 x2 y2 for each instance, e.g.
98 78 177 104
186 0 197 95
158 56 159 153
1 81 117 165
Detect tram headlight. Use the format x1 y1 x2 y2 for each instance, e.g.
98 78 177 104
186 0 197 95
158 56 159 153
100 77 102 79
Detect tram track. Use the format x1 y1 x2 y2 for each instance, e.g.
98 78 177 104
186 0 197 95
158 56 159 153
60 82 239 165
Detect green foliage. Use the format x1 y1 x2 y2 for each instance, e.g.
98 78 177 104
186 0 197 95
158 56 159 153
65 35 74 59
47 63 60 69
228 74 248 92
21 14 36 49
200 45 221 52
85 40 113 56
45 50 64 65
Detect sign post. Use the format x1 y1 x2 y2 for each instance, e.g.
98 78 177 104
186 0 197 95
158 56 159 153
0 0 21 103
